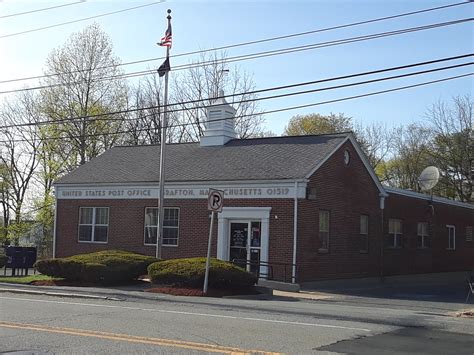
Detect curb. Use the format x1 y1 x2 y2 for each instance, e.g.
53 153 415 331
0 282 334 303
0 287 123 301
0 284 282 303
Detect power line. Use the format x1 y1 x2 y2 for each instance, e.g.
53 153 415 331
0 1 165 39
209 54 474 99
1 72 471 144
0 1 470 85
171 19 472 70
1 18 471 95
1 56 471 129
0 60 471 130
246 73 472 118
0 1 86 19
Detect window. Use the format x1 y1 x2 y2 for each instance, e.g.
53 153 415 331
359 215 369 252
144 207 179 246
466 226 473 242
319 210 330 251
388 219 402 248
417 222 430 249
78 207 109 243
447 225 455 250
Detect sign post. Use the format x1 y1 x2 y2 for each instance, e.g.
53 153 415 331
203 189 224 294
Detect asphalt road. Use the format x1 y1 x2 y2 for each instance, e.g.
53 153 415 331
0 291 472 354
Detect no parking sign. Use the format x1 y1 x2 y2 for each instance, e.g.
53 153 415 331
207 189 224 213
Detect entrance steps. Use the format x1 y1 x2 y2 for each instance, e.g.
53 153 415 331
258 279 300 292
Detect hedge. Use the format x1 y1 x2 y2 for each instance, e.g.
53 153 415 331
148 257 257 289
0 251 7 269
35 250 157 284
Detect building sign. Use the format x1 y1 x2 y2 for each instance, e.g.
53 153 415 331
56 183 307 200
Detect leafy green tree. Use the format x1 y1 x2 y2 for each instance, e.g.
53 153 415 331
33 194 55 257
376 124 433 190
426 96 473 203
40 23 128 170
0 162 11 244
284 113 396 170
0 92 41 245
284 113 353 136
375 96 472 203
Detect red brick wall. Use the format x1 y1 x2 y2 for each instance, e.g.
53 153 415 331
296 140 383 282
295 139 473 282
383 193 474 275
56 197 296 278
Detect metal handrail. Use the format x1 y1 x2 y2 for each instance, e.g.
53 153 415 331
231 258 272 280
231 258 298 283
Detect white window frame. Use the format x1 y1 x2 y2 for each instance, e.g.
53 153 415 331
77 207 109 244
359 214 369 253
318 210 330 252
447 225 456 250
388 219 402 248
417 222 430 249
144 207 180 247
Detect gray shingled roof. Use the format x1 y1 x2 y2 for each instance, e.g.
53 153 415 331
55 134 348 185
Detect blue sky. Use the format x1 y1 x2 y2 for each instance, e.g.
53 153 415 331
0 0 472 134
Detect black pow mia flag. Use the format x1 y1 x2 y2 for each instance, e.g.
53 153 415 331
157 57 170 77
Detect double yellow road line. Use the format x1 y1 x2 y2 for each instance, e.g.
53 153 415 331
0 321 281 354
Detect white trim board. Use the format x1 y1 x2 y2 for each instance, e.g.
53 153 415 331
385 187 474 210
54 178 307 188
55 182 307 200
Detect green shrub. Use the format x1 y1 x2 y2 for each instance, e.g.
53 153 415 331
35 250 157 284
148 257 257 289
35 259 83 280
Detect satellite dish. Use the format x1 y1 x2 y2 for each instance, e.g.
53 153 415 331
418 166 440 191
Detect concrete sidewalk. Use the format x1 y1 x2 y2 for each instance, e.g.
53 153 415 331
301 271 471 290
298 271 473 311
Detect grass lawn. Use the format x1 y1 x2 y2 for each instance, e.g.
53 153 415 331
0 274 63 284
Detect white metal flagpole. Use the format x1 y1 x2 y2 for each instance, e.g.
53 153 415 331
156 9 172 259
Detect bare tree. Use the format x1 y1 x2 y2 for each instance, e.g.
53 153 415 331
425 95 473 202
376 124 433 190
122 75 181 145
171 52 265 142
40 23 128 170
354 121 397 170
283 113 396 171
0 92 41 244
0 161 12 243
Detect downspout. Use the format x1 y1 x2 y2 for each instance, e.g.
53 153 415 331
292 181 298 284
52 188 58 259
379 194 385 282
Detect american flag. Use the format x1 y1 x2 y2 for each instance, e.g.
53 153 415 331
159 20 172 47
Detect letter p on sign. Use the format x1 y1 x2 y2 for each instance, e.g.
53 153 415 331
208 189 224 213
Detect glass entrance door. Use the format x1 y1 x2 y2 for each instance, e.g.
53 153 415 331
229 221 261 274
